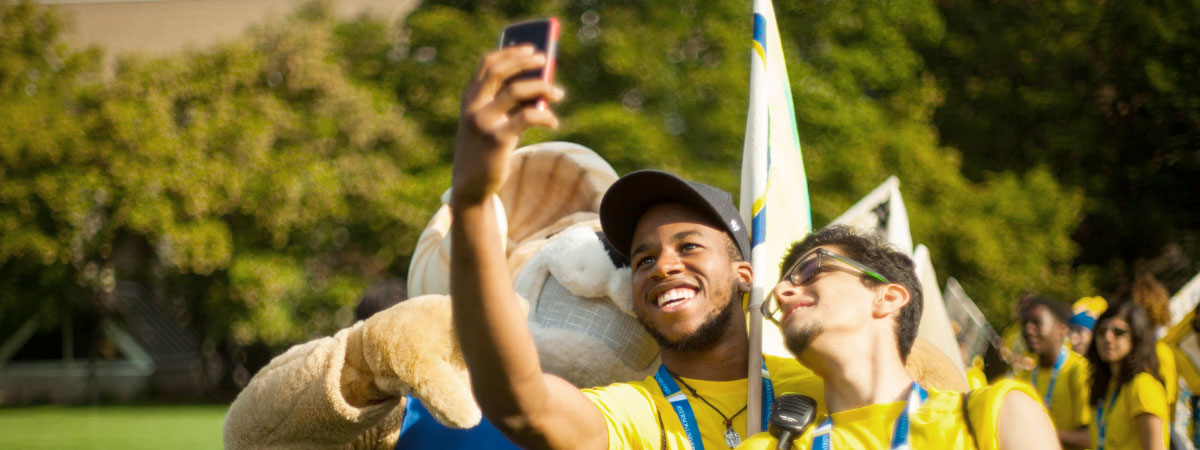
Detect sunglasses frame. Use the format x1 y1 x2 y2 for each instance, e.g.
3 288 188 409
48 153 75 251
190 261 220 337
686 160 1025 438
759 248 890 325
1096 324 1131 338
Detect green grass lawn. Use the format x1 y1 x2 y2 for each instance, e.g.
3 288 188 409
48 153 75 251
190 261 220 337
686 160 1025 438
0 404 227 449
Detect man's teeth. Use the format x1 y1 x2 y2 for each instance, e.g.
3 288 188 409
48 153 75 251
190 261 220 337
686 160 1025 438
656 288 696 307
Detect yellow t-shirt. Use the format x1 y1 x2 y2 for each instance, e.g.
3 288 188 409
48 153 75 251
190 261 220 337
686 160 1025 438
583 355 824 450
735 379 1038 450
1155 340 1178 411
1089 372 1170 450
1015 348 1091 432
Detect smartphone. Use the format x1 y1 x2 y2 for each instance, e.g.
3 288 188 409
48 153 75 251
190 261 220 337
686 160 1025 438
498 18 560 109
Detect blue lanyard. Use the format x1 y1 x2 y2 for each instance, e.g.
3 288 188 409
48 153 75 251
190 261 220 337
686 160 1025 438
811 382 928 450
1031 345 1068 408
653 361 774 450
1095 384 1122 450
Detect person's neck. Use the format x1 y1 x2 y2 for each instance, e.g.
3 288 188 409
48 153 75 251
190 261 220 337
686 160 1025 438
1109 362 1122 381
800 331 913 414
1037 344 1062 368
660 320 750 381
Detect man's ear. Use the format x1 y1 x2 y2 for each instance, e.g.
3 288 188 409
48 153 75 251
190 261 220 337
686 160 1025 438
734 260 753 295
873 283 911 318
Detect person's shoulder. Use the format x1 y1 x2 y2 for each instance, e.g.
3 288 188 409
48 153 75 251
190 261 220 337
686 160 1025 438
764 355 824 397
1128 371 1166 393
966 379 1042 424
976 379 1040 401
581 374 658 405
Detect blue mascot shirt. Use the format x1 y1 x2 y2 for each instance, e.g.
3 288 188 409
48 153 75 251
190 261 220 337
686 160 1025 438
396 395 518 449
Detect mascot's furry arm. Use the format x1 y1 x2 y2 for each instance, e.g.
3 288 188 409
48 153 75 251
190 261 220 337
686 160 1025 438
223 294 485 450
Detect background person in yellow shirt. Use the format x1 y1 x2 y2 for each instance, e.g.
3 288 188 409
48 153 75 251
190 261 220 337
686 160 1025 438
743 226 1058 450
1017 296 1092 449
1088 301 1169 450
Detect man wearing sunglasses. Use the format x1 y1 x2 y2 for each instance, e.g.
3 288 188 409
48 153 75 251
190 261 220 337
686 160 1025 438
740 226 1060 449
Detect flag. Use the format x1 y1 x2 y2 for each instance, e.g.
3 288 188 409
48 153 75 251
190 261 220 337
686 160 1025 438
739 0 811 434
830 176 913 256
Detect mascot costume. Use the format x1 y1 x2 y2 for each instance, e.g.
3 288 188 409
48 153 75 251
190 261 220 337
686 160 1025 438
224 143 967 449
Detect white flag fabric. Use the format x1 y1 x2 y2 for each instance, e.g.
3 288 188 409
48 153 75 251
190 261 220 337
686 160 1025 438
1170 271 1200 325
739 0 812 434
830 176 913 256
913 245 967 378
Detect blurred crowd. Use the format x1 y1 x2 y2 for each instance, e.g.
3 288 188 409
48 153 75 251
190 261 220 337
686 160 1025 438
987 274 1200 449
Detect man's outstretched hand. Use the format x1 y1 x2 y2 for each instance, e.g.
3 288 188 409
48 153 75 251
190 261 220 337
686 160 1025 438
451 45 564 208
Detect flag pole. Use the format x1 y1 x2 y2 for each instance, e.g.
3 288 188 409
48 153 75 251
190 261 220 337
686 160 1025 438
743 0 812 435
743 0 771 435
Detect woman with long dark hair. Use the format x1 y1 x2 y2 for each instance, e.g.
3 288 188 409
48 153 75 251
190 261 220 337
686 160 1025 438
1087 300 1169 450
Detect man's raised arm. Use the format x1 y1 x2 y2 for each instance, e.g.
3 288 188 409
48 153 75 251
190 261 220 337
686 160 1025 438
448 46 608 450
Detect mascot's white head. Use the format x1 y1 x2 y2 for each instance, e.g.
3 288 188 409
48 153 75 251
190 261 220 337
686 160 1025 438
406 142 660 387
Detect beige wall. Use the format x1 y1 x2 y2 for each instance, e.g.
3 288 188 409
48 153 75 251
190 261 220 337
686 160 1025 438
46 0 418 57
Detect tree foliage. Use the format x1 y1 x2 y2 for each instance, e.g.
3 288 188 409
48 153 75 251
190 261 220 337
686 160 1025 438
0 1 447 352
2 0 1140 376
921 0 1200 293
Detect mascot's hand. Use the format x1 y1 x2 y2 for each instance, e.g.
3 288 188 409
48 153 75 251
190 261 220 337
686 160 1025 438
349 294 482 429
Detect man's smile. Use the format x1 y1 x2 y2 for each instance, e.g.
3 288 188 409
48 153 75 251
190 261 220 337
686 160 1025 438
656 287 697 308
780 296 816 322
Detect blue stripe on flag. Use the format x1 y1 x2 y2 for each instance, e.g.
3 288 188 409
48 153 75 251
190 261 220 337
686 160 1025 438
753 14 767 51
752 209 767 247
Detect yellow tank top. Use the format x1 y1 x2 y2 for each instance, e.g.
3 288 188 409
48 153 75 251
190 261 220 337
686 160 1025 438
736 379 1036 450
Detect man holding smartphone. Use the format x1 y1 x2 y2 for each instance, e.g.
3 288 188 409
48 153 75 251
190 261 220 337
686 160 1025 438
449 43 825 450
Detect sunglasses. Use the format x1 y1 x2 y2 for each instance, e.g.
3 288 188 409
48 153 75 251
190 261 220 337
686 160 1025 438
760 248 889 325
1096 325 1130 338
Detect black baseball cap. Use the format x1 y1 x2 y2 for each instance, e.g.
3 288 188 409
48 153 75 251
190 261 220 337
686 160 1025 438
599 170 750 261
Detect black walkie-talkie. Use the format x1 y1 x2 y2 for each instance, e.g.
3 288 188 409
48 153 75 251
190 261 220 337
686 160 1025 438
768 393 818 450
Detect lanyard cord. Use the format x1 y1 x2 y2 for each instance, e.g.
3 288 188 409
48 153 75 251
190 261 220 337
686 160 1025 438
672 372 749 428
1095 383 1122 450
1031 345 1068 408
653 361 774 450
811 382 928 450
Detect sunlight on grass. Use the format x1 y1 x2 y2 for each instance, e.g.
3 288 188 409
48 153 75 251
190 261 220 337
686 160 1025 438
0 405 227 449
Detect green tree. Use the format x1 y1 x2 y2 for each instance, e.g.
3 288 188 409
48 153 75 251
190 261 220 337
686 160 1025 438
0 1 447 366
0 0 1104 379
920 0 1200 293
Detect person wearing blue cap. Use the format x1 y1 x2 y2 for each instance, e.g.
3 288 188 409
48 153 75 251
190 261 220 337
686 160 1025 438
1069 296 1108 356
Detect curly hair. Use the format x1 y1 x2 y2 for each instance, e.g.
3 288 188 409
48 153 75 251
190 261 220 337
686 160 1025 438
780 225 923 362
1086 300 1162 406
1132 273 1171 328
